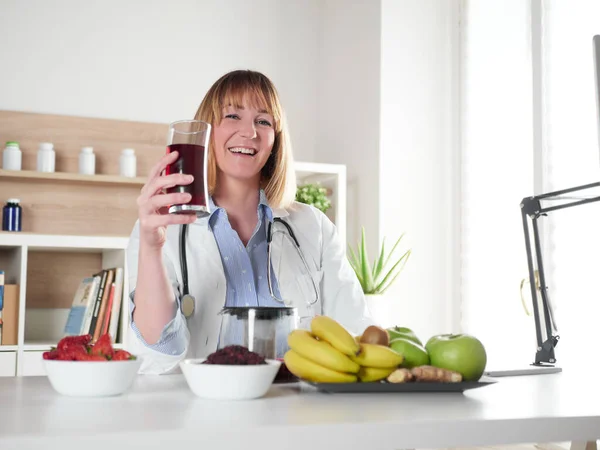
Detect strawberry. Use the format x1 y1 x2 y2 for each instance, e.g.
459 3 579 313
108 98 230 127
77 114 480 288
90 333 114 359
65 344 89 360
112 350 135 361
57 352 74 361
51 343 88 361
42 349 59 360
57 334 92 352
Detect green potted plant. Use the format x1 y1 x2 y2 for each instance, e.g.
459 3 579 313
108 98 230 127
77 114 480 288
295 183 332 214
347 227 411 326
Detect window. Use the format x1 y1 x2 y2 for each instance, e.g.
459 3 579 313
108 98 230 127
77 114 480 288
460 0 536 368
460 0 600 369
539 0 600 367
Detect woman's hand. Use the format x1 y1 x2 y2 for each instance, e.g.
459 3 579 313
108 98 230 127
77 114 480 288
136 151 198 249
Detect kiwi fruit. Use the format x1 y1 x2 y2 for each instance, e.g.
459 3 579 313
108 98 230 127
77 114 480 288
359 325 390 346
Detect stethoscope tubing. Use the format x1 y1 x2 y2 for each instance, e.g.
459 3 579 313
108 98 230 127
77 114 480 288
178 217 319 318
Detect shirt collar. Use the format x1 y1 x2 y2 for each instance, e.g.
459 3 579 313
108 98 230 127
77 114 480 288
258 189 274 223
207 189 274 227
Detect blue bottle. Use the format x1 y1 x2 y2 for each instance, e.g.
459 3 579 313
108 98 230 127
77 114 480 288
2 199 22 232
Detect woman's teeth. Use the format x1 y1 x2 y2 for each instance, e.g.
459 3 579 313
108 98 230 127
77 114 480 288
229 147 256 156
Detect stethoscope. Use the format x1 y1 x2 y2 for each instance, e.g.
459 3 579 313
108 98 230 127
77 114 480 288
178 217 319 318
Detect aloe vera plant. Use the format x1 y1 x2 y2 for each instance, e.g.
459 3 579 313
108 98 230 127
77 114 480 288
347 227 411 295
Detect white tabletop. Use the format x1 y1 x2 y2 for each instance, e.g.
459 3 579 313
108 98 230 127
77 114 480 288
0 371 598 450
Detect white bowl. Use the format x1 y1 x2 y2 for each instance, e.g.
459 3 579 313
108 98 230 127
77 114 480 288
180 358 281 400
44 359 142 397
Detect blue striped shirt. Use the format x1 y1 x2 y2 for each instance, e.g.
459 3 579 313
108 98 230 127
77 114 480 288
209 190 282 308
129 190 282 355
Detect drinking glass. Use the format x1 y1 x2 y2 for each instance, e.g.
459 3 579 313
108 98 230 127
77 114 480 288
165 120 211 217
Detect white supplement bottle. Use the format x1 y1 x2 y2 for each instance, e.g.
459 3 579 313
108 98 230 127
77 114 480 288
79 147 96 175
120 148 137 177
37 142 55 173
2 141 22 171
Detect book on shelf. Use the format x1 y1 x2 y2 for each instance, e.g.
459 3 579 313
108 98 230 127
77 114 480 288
63 267 124 343
100 283 116 337
63 276 97 336
108 268 124 341
86 270 107 338
0 270 4 307
92 269 114 342
1 285 19 345
80 274 102 335
0 269 19 346
0 270 4 344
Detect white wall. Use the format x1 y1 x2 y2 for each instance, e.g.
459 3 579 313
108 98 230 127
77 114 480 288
0 0 320 162
316 0 382 251
379 0 460 341
314 0 460 343
1 0 460 341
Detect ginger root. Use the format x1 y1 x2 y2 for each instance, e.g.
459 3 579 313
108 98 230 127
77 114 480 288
410 365 462 382
387 368 414 383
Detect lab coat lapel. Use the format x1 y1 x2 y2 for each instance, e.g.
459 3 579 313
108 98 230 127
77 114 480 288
187 218 227 357
189 219 224 281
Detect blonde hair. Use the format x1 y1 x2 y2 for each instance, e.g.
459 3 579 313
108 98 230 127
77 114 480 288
194 70 297 209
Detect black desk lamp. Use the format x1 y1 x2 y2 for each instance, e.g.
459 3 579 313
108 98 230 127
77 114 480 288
486 36 600 377
519 34 600 369
521 35 600 366
521 182 600 367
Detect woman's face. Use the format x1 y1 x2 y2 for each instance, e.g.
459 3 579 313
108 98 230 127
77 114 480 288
212 97 275 186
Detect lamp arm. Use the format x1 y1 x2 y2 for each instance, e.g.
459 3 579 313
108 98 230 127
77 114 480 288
521 204 554 365
520 180 600 366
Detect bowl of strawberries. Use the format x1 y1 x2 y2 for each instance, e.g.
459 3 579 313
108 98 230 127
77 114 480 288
43 333 141 397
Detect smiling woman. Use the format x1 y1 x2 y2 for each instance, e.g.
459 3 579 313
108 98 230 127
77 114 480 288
125 69 375 375
194 70 296 210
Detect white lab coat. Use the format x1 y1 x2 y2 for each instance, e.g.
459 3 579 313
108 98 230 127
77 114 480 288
124 201 374 375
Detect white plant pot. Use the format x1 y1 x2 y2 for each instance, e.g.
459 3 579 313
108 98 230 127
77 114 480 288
364 294 393 328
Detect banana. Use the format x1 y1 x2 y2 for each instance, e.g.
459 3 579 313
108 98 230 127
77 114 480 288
288 330 360 374
352 343 404 368
284 350 357 383
358 366 397 383
310 315 360 357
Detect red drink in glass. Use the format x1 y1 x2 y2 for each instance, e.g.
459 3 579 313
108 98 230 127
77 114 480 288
165 120 211 217
166 143 207 210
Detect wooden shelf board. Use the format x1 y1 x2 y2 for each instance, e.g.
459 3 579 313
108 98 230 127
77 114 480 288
0 169 146 186
1 163 342 187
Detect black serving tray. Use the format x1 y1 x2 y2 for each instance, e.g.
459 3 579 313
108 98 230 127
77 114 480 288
305 377 497 393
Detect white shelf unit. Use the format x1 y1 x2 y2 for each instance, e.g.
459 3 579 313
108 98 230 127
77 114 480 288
0 233 129 377
0 161 346 377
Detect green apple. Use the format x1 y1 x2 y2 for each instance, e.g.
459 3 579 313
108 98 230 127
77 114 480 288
387 326 423 346
389 337 430 369
425 334 487 381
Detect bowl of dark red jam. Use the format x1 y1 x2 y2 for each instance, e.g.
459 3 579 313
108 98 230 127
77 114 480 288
180 345 282 400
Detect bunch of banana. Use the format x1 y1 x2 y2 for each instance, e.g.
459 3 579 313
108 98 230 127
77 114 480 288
284 317 360 383
353 343 404 382
284 316 405 383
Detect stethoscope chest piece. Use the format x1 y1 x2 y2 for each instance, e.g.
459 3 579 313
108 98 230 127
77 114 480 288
181 294 195 318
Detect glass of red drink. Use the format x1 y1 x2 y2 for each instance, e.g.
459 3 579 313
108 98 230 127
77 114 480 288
165 120 212 216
